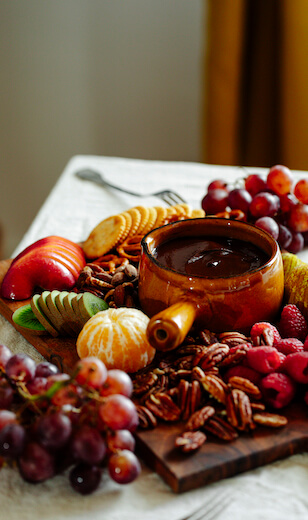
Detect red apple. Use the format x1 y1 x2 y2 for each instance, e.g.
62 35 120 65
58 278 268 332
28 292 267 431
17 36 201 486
1 236 86 300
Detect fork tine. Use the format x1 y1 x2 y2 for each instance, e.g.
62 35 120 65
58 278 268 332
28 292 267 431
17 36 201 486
158 192 186 206
180 492 231 520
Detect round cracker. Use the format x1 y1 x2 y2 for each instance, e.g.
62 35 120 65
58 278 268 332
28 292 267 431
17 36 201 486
118 211 133 243
126 207 142 236
142 206 158 235
134 206 151 234
153 206 168 229
191 208 206 218
83 214 127 259
176 203 193 218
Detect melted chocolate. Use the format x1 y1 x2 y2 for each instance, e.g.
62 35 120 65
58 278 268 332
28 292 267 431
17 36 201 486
153 236 269 278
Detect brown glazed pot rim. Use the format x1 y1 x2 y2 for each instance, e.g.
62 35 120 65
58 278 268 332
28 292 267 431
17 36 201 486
141 217 279 281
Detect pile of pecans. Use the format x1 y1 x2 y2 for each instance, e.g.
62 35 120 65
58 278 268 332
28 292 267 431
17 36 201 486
131 330 288 453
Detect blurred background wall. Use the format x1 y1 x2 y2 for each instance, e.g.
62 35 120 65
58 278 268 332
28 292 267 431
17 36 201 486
0 0 205 258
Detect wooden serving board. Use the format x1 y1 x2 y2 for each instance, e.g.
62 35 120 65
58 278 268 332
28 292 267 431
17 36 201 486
1 259 308 493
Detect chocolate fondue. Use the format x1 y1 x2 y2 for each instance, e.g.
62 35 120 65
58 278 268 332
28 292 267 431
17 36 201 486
153 236 269 278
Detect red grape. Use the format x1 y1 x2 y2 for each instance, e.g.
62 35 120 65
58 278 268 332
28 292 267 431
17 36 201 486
36 412 72 450
0 344 12 369
207 179 229 193
71 425 106 465
278 224 292 249
288 232 304 253
108 449 141 484
254 217 279 240
100 369 133 398
0 423 26 457
228 188 252 214
35 361 59 378
279 192 298 214
18 442 55 483
288 203 308 232
249 192 280 218
74 357 107 390
0 410 17 431
99 394 138 431
5 353 36 383
294 179 308 204
267 165 294 195
245 174 267 196
201 189 229 215
26 376 48 396
106 429 135 453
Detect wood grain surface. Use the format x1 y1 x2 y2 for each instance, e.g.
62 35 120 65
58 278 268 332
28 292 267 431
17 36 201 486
0 259 307 493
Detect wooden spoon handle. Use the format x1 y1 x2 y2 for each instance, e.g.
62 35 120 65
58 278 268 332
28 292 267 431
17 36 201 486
146 301 196 351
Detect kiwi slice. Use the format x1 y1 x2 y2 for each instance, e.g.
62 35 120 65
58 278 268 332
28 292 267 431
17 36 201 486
54 291 79 336
12 304 47 335
45 290 74 336
31 293 59 337
62 293 82 334
71 293 86 329
78 292 108 323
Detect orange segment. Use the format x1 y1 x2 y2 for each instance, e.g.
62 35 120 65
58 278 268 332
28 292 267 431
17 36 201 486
76 308 156 373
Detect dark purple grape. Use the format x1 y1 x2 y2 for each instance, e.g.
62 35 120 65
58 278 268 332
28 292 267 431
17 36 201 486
35 361 59 378
108 450 141 484
278 224 292 249
71 425 106 465
287 232 304 253
0 379 14 408
201 189 229 215
254 217 279 240
18 442 55 483
0 344 12 369
6 353 36 383
36 412 72 450
228 188 252 214
69 463 102 495
0 423 26 457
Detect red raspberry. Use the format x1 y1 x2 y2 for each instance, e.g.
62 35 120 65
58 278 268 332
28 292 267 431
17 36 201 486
250 322 281 346
274 338 304 355
278 304 308 341
223 364 262 385
303 336 308 351
281 351 308 384
259 372 297 409
245 346 282 374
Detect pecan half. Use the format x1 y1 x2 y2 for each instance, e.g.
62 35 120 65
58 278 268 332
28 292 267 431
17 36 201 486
228 376 262 400
136 405 158 429
218 331 249 347
175 430 207 453
203 415 238 441
186 405 216 431
226 388 253 431
200 374 228 405
145 393 181 422
193 343 229 370
253 412 288 427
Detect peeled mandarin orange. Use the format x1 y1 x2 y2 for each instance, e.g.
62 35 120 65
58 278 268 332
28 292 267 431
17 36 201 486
76 308 155 373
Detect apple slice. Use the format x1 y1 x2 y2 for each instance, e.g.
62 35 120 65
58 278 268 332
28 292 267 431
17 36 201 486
1 236 86 300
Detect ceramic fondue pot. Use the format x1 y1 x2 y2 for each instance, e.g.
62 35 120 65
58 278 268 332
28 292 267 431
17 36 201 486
138 218 284 351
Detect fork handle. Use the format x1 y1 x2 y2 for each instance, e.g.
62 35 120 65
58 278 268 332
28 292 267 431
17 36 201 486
76 169 143 198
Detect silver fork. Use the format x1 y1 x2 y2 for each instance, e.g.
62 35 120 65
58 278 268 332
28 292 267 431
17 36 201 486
181 491 231 520
75 168 186 206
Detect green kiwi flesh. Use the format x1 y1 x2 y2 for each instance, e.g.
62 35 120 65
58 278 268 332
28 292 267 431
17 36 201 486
46 290 76 336
12 304 47 335
78 292 109 322
30 294 59 337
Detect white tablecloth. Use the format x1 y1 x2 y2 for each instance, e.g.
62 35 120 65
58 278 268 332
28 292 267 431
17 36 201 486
1 155 308 520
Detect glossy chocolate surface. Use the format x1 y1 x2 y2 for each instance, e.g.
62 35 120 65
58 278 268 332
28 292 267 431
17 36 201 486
153 236 269 278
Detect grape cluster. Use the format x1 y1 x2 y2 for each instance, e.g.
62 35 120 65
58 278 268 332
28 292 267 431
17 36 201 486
201 164 308 253
0 345 141 495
